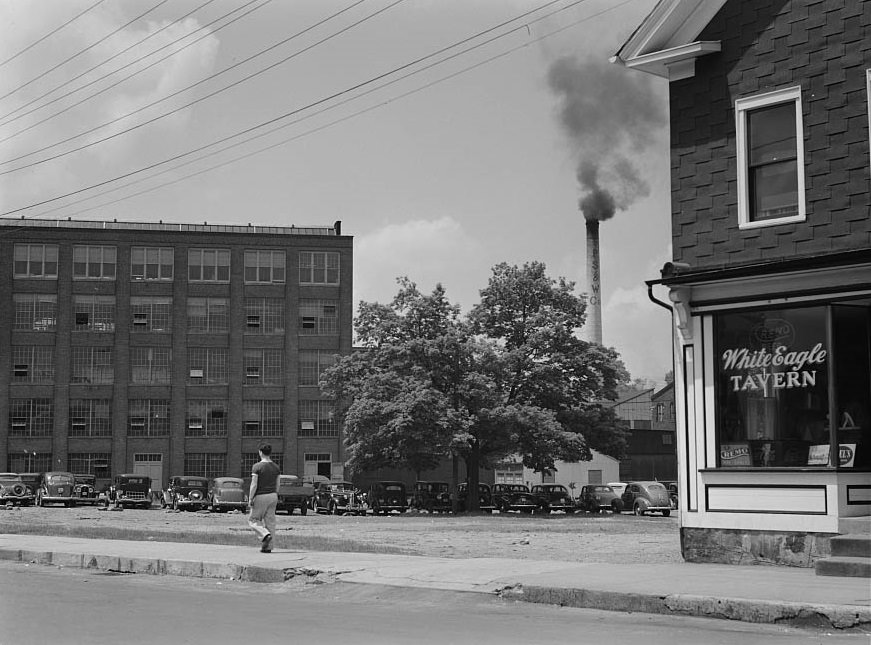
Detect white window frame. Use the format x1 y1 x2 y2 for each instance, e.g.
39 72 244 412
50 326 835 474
131 247 174 281
73 245 117 280
735 86 806 229
244 250 286 284
187 249 230 283
13 244 58 279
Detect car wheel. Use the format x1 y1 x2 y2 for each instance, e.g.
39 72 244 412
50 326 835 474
300 505 307 516
172 497 179 511
611 502 622 514
662 510 671 517
634 502 646 516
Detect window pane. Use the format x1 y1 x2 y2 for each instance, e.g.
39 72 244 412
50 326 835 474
748 103 796 166
751 160 798 220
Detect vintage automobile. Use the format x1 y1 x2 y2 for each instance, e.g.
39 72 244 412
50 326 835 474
208 477 248 513
73 474 99 505
577 484 624 513
18 473 41 502
491 483 539 513
36 471 78 507
456 482 495 513
410 481 452 513
109 474 153 509
621 481 672 517
162 475 209 511
313 481 366 515
367 481 408 515
275 474 313 515
662 481 679 509
531 484 577 514
0 473 33 506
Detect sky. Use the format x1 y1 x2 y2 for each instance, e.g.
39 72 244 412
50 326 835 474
0 0 674 387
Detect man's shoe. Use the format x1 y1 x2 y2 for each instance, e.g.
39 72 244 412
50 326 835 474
260 534 272 553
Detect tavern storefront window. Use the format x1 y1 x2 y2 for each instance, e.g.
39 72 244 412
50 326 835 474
715 304 870 469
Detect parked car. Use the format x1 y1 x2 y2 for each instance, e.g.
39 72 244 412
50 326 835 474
456 482 495 513
18 473 40 502
578 484 624 513
661 481 679 509
0 473 32 506
162 476 209 511
276 474 313 515
531 484 577 514
366 481 407 515
208 477 248 513
410 481 452 513
109 474 153 509
314 481 366 515
36 471 77 507
73 474 99 505
492 483 539 513
621 481 672 516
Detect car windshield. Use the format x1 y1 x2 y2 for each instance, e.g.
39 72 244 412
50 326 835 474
383 484 403 491
76 476 95 483
593 486 613 493
0 475 21 485
180 478 207 487
219 480 241 488
121 477 147 485
47 474 74 484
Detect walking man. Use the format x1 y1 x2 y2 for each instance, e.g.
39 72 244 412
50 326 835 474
248 442 280 553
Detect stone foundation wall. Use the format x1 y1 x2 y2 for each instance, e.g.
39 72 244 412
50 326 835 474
680 527 834 567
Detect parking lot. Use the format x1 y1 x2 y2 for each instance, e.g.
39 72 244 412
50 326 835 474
0 504 682 564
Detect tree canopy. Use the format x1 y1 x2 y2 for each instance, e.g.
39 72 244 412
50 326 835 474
320 264 630 509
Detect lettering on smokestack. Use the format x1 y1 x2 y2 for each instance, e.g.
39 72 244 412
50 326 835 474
547 56 667 346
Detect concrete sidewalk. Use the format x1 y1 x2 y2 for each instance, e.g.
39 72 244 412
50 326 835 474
1 534 869 631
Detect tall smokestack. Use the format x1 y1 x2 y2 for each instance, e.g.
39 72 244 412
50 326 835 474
585 219 602 345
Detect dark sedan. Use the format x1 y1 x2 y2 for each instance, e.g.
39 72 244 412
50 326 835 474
621 481 672 517
492 483 539 513
36 471 77 507
578 484 624 513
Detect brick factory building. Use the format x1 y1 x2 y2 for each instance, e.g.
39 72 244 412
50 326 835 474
0 219 352 490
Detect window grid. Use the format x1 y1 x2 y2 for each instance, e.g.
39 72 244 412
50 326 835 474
298 400 337 437
127 399 170 437
73 245 116 279
130 297 172 333
188 348 229 384
244 298 285 335
243 400 283 437
70 347 114 384
9 399 54 437
73 295 115 332
131 247 174 281
130 347 172 384
14 244 58 279
243 349 283 385
69 399 112 437
184 453 227 479
13 294 57 331
187 298 229 333
7 452 52 473
299 251 339 285
68 453 112 475
12 346 54 383
298 350 337 386
188 249 230 282
186 400 228 437
241 452 284 477
244 250 286 284
299 299 338 336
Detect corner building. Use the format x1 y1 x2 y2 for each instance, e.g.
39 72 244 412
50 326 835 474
617 0 870 566
0 219 352 489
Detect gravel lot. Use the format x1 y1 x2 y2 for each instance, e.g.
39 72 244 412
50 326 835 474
0 504 682 564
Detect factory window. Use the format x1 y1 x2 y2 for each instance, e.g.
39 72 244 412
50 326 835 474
73 245 116 279
241 452 283 477
130 347 172 384
188 249 230 282
8 399 53 437
131 247 174 281
127 399 170 437
73 295 115 332
186 400 228 437
69 399 112 437
736 87 805 228
243 400 283 437
299 350 337 387
298 400 337 438
244 349 283 385
187 297 228 333
184 453 227 480
188 348 228 384
12 346 54 383
244 250 285 284
68 453 111 476
130 297 172 333
299 251 339 285
299 299 338 335
13 244 58 279
244 298 284 334
70 347 114 384
13 294 57 331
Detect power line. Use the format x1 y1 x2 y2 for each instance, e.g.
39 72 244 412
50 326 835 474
0 0 106 69
0 0 219 127
0 0 171 103
0 0 366 159
2 0 628 219
0 0 270 141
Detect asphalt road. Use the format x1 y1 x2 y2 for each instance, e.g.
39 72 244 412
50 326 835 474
0 561 860 645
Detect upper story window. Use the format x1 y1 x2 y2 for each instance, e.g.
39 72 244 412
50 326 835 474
187 297 228 333
73 245 116 280
245 298 284 335
14 294 57 331
130 297 172 333
188 249 230 282
736 87 805 229
12 346 54 383
131 247 173 281
299 299 338 335
245 250 285 284
299 251 339 285
14 244 58 279
73 295 115 332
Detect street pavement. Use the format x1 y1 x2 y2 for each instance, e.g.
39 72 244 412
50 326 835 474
0 533 868 632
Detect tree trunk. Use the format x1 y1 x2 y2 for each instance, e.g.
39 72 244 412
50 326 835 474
450 455 459 513
465 444 481 512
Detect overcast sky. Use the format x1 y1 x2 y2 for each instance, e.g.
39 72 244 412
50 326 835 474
0 0 673 387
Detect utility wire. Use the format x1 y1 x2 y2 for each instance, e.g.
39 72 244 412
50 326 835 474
0 0 170 103
2 0 626 219
0 0 219 127
0 0 366 159
0 0 271 141
0 0 106 69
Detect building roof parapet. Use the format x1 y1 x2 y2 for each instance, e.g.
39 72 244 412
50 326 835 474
0 217 342 236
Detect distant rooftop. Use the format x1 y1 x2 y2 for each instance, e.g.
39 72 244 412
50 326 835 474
0 217 341 236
